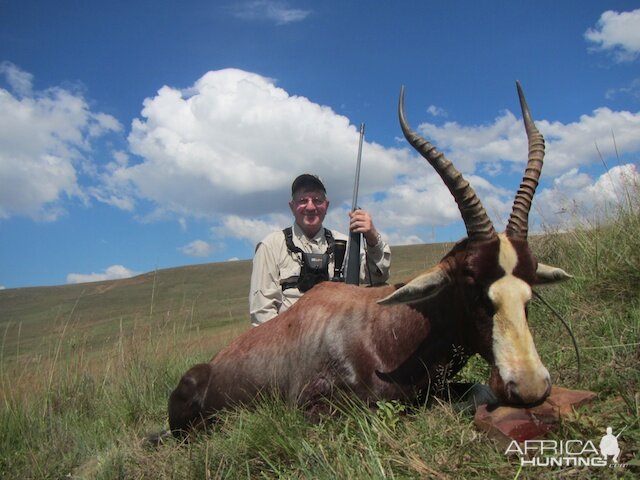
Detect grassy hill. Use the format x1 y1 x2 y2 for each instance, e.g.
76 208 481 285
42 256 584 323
1 225 638 479
0 242 453 367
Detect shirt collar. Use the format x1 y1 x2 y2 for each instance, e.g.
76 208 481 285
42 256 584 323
293 222 325 246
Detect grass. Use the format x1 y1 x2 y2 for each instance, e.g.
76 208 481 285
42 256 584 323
0 192 639 478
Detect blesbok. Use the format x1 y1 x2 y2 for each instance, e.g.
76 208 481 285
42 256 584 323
168 82 572 436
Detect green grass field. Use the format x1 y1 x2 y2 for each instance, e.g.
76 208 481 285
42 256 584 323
1 205 638 478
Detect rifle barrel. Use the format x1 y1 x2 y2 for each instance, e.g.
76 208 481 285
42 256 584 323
345 123 365 285
351 123 365 211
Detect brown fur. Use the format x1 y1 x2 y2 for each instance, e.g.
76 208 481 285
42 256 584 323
168 84 570 436
168 234 555 437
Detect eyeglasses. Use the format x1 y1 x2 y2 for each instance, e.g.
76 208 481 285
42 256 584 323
293 195 327 206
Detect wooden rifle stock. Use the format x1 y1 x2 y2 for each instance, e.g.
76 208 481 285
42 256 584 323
345 123 365 285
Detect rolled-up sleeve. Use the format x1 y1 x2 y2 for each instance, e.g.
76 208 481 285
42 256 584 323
249 242 281 326
362 240 391 285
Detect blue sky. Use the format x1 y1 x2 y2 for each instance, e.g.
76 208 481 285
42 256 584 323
1 1 639 288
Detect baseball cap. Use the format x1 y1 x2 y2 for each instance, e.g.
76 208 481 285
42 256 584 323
291 174 326 195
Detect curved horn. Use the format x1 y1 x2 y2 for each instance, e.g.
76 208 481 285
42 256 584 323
506 81 545 240
399 86 496 243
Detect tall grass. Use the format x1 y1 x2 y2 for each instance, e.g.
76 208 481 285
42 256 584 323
1 182 639 479
0 314 188 479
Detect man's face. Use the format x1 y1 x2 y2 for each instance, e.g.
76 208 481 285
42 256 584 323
289 188 329 238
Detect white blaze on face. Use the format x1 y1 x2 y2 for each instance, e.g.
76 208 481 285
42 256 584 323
488 234 550 402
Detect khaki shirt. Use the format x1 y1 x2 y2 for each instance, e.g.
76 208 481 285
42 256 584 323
249 223 391 326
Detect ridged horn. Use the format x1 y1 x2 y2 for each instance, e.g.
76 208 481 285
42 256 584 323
506 81 545 240
398 86 496 243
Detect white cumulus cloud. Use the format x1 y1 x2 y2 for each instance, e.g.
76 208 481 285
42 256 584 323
0 62 122 221
214 213 291 247
416 107 640 176
427 105 447 117
179 239 215 257
534 164 639 229
14 63 630 253
585 9 640 62
66 264 138 284
113 69 640 248
0 61 33 96
111 68 407 221
417 110 524 173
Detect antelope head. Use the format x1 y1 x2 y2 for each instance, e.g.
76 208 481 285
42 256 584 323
380 82 572 405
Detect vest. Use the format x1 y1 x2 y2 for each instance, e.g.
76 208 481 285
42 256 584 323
281 227 335 292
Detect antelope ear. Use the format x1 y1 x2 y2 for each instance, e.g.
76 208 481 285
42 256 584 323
535 262 573 284
378 267 451 305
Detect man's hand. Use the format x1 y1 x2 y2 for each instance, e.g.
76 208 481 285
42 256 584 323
349 209 381 247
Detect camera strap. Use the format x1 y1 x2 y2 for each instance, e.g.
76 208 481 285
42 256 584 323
283 227 335 256
281 227 335 291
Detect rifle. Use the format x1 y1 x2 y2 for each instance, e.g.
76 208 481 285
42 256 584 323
344 123 365 285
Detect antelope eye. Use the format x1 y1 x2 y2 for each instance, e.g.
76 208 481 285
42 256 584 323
473 288 495 316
